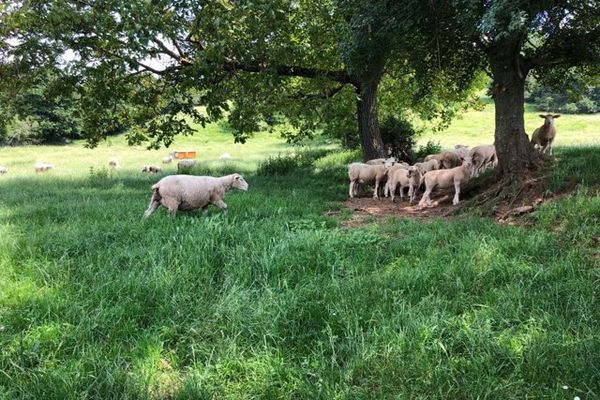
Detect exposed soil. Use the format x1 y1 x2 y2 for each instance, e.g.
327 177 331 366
335 172 580 228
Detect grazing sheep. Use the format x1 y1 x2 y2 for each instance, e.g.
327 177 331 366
388 167 423 204
531 114 560 156
141 165 161 173
418 156 473 207
162 155 173 164
348 158 396 199
144 173 249 217
413 159 440 175
177 159 197 171
34 163 54 172
219 152 232 160
469 145 497 176
0 166 7 175
108 158 120 169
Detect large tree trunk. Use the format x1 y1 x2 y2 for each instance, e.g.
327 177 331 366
355 71 385 161
489 42 540 179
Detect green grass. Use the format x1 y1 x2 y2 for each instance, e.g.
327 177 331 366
419 104 600 149
0 113 600 399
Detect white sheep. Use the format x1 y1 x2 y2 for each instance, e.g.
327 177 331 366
387 166 423 204
141 165 161 173
418 156 473 207
108 158 120 169
413 159 440 175
144 173 249 217
0 166 7 175
177 159 197 171
162 155 173 164
424 148 465 169
219 152 232 160
366 157 402 166
531 114 560 155
469 145 497 176
348 158 396 199
383 163 410 197
34 163 54 172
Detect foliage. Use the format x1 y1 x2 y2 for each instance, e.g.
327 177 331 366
526 75 600 114
378 116 419 163
413 140 443 161
257 148 333 176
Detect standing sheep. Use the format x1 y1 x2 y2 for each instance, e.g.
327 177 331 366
141 165 161 173
387 167 423 204
108 158 120 169
469 145 497 176
177 159 197 171
348 158 396 199
531 114 560 156
0 166 7 175
162 155 174 164
418 156 473 207
144 173 249 217
34 163 54 172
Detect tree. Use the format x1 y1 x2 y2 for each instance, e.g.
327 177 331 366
0 0 482 159
449 0 600 178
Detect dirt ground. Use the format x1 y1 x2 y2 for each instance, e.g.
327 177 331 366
334 175 572 227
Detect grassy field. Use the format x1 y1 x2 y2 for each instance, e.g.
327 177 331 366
0 109 599 399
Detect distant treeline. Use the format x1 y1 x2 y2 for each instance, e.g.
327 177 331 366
526 77 600 114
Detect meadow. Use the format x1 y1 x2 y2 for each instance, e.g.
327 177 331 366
0 107 599 399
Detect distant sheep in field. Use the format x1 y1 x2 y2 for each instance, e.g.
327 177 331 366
219 152 232 160
144 173 249 217
34 163 54 172
177 159 197 171
418 156 473 207
108 158 120 169
0 166 7 175
141 165 161 173
531 114 560 156
162 155 173 164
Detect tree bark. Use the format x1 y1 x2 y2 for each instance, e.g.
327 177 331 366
489 41 540 179
355 71 386 160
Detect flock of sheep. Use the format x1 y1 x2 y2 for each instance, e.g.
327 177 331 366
348 114 559 208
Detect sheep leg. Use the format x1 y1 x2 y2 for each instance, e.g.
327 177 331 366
547 140 554 156
452 180 461 205
212 198 228 213
390 181 398 203
384 181 390 198
143 190 161 218
419 188 432 208
408 185 414 204
349 181 354 198
373 180 380 199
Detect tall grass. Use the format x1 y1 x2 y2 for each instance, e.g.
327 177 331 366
1 139 599 398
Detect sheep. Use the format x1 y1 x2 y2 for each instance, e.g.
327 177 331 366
348 158 396 199
143 173 249 217
141 165 161 173
454 145 470 158
162 155 173 164
418 156 473 207
531 114 560 156
383 163 410 197
424 148 466 169
34 163 54 172
469 145 497 176
387 166 423 204
413 158 440 175
108 158 120 169
177 159 197 171
0 166 7 175
219 152 232 160
366 157 403 166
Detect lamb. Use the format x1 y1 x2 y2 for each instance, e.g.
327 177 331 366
418 156 473 207
383 163 410 197
366 157 403 166
141 165 161 173
108 158 120 169
0 166 7 175
34 163 54 172
387 167 423 204
177 159 197 171
413 158 440 175
531 114 560 156
162 155 173 164
348 158 396 199
143 173 249 217
469 145 497 176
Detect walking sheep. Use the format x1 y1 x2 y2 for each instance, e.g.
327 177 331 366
531 114 560 156
144 173 249 217
418 156 473 207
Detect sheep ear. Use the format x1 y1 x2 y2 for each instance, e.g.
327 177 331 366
539 114 547 119
553 114 560 118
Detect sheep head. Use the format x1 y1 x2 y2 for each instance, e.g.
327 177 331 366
539 114 560 125
232 174 249 191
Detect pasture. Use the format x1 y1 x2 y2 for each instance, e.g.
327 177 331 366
0 109 599 399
